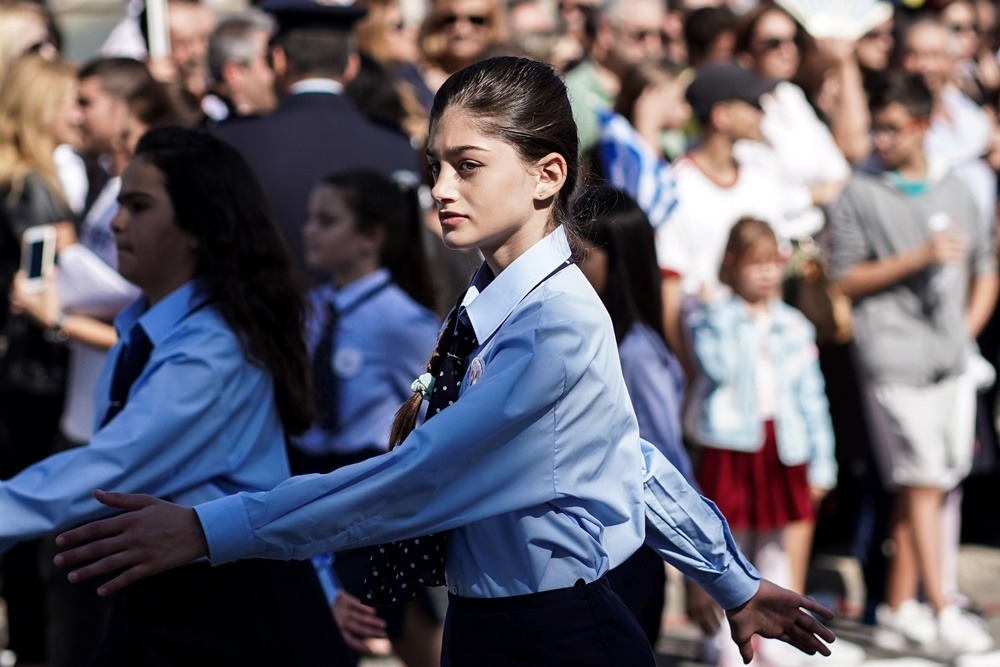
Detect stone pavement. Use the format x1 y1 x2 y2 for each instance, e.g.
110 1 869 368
360 545 1000 667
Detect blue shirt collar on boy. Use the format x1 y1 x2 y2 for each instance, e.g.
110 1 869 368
0 279 293 553
114 280 212 349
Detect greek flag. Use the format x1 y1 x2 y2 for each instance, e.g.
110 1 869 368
597 109 679 229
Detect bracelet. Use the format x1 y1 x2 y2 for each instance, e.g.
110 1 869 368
44 312 70 344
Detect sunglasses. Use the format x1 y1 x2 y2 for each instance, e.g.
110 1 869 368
948 22 977 34
757 36 797 51
872 116 926 138
441 13 489 27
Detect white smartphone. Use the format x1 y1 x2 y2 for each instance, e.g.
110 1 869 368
20 225 57 291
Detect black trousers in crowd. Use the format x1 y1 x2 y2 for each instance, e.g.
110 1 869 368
91 558 353 667
441 577 656 667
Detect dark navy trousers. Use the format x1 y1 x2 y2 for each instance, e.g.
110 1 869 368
442 577 656 666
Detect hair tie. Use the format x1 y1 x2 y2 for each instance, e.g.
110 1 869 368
410 372 435 400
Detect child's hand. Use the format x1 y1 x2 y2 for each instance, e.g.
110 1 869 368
726 579 835 663
331 590 388 654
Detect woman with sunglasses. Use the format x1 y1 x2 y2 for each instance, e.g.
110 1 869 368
418 0 508 92
735 1 870 168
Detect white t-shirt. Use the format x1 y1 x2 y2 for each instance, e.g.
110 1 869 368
655 155 811 295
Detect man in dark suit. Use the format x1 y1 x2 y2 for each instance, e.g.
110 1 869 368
214 0 420 283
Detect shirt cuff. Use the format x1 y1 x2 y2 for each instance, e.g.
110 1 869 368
701 561 761 610
194 493 256 565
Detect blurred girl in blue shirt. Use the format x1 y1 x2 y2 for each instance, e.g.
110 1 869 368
57 57 836 667
293 169 443 665
577 186 693 646
0 128 346 666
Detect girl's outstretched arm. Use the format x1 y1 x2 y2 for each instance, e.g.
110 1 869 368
54 490 205 596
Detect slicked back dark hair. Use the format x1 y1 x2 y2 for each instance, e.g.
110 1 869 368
133 128 313 435
430 56 580 237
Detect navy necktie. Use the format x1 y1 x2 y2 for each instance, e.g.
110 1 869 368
100 326 153 428
363 311 479 605
312 303 339 430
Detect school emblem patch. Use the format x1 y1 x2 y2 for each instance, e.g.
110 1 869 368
468 357 485 386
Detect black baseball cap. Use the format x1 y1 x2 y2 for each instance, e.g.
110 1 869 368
686 62 777 119
259 0 367 33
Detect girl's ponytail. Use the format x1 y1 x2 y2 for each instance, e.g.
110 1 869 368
387 303 459 449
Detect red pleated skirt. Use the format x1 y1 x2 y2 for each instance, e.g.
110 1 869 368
696 421 813 532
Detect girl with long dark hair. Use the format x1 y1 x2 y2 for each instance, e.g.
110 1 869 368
0 127 347 666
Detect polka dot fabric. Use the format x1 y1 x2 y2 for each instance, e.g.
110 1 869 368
363 312 479 605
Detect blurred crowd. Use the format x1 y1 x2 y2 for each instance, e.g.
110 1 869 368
3 0 1000 665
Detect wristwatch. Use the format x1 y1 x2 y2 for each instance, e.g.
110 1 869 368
44 312 70 344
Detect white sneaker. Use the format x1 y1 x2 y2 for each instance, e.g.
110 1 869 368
937 605 994 655
874 600 937 651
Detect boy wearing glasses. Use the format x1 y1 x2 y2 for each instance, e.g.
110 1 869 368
829 71 997 657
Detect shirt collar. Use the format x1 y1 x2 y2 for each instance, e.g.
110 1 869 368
289 78 344 96
322 268 392 312
115 280 211 347
462 226 571 343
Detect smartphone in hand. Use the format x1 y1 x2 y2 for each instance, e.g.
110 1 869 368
20 225 57 292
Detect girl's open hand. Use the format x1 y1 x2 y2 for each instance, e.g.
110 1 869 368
53 489 209 596
726 579 835 664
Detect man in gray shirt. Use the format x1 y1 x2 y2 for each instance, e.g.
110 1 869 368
829 71 997 656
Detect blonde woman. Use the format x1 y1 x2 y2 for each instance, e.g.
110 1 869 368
0 3 56 81
0 53 80 667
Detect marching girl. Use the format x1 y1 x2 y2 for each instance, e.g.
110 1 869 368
294 169 444 666
56 58 835 667
0 128 348 665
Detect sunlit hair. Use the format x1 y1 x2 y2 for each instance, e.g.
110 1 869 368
718 217 779 288
133 128 314 435
419 0 509 73
389 56 579 448
0 3 50 81
0 55 76 203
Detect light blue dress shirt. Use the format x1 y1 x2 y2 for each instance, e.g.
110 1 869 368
0 281 292 553
294 269 440 457
196 228 760 609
